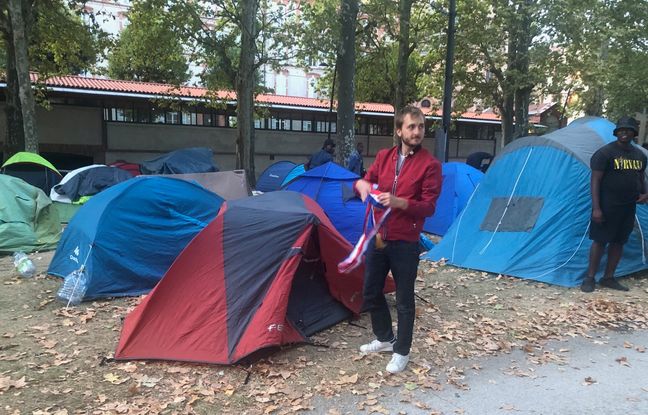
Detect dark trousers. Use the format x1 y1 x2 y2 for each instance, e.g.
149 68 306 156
362 238 420 355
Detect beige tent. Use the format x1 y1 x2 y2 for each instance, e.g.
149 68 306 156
156 170 250 200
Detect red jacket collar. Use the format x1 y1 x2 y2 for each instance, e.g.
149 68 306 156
389 145 423 160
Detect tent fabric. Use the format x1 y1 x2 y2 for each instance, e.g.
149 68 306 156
54 166 133 201
0 175 61 253
1 152 62 194
50 165 106 203
423 162 483 236
140 147 219 175
284 162 367 244
2 151 61 175
110 161 141 177
256 161 297 192
47 177 224 300
281 163 306 187
154 170 251 200
424 117 648 287
114 191 370 365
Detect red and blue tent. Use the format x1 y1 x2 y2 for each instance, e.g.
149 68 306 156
115 191 381 364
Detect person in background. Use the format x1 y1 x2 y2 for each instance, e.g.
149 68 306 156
581 116 648 293
306 138 335 170
347 142 365 176
354 105 442 374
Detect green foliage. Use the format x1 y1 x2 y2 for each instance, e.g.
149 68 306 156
108 0 190 85
30 1 105 76
547 0 648 118
296 0 444 105
0 0 104 76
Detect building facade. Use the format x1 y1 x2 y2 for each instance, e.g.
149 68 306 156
0 75 518 174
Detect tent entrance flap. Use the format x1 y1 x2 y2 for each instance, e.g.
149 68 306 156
286 262 352 337
480 196 545 232
286 235 351 337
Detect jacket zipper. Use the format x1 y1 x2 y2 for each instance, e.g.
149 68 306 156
383 151 407 240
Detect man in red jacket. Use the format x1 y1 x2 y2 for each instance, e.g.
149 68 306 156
355 106 442 373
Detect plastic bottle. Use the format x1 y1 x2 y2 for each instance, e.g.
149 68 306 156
13 252 36 278
57 269 88 306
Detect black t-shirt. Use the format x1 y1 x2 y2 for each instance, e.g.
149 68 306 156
590 142 647 208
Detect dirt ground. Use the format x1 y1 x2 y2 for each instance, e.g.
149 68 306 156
1 251 648 415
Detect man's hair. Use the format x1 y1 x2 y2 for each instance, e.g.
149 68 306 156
395 106 425 130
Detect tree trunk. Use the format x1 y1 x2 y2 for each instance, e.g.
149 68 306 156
8 0 38 153
335 0 358 165
393 0 414 146
512 0 532 139
1 22 25 161
236 0 258 186
585 39 608 117
501 22 516 147
501 92 514 147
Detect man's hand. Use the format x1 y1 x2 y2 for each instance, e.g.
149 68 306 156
591 208 604 223
375 192 408 210
637 193 648 204
355 179 372 202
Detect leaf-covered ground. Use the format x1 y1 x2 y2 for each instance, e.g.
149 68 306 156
1 252 647 414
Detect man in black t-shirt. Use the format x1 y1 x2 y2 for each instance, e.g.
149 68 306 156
582 116 648 292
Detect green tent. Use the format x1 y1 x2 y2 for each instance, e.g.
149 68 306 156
2 151 61 174
0 175 61 253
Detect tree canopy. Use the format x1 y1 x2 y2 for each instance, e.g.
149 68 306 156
107 0 190 84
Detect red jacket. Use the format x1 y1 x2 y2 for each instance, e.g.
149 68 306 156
360 146 442 242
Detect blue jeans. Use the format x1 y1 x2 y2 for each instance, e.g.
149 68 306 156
362 238 420 355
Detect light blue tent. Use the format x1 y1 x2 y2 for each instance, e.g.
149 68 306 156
256 161 296 192
47 176 224 300
425 117 648 287
423 162 483 236
281 163 306 187
285 162 366 244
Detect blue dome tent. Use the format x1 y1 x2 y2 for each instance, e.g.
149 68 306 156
425 117 648 287
285 162 367 244
423 162 483 236
256 161 296 192
48 177 224 300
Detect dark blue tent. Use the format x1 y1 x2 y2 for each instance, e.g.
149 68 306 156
54 166 133 201
48 176 224 300
423 162 483 235
256 161 297 192
140 147 219 175
285 162 367 244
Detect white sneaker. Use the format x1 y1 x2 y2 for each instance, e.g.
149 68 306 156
386 353 409 373
359 339 394 353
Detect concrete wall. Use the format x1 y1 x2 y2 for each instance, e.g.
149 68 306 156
37 106 103 145
0 103 102 149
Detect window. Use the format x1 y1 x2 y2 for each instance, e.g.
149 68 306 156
202 113 214 126
152 107 165 123
481 197 544 232
368 119 391 136
303 119 313 132
182 112 197 125
167 111 181 124
135 106 150 123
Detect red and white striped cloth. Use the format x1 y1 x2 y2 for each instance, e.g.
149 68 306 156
338 190 391 274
